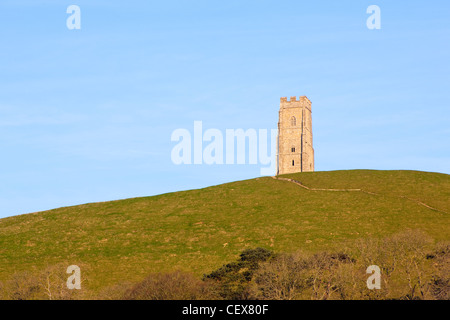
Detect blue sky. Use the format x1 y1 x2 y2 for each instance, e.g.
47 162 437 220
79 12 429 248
0 1 449 218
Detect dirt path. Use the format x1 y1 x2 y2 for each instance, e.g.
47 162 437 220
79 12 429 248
271 176 447 214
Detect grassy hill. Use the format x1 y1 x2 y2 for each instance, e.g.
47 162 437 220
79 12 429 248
0 170 448 293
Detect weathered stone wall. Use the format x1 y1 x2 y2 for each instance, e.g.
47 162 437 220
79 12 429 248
277 96 314 175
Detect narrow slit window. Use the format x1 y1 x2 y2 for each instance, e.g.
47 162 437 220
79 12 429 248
291 116 296 126
292 160 295 166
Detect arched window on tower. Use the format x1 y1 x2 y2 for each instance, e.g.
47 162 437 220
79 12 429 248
291 116 296 126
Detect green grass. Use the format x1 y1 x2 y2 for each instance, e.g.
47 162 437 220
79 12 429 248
0 169 448 292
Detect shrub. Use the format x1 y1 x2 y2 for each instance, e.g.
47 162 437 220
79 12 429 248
124 271 217 300
250 251 356 300
204 247 275 299
250 231 448 300
0 263 89 300
427 243 450 300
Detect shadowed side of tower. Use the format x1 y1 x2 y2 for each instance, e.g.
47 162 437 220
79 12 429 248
277 96 314 175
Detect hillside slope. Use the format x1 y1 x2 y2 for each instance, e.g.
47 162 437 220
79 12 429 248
0 170 448 291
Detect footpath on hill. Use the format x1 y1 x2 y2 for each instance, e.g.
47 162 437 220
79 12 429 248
271 176 448 214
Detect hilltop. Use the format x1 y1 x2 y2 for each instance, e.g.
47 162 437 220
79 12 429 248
0 170 448 292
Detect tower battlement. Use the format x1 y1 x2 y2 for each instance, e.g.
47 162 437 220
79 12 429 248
277 95 314 174
280 96 312 107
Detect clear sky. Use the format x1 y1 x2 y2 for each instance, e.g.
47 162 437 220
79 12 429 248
0 1 449 218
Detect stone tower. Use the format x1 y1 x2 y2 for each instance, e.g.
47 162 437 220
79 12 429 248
277 96 314 175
